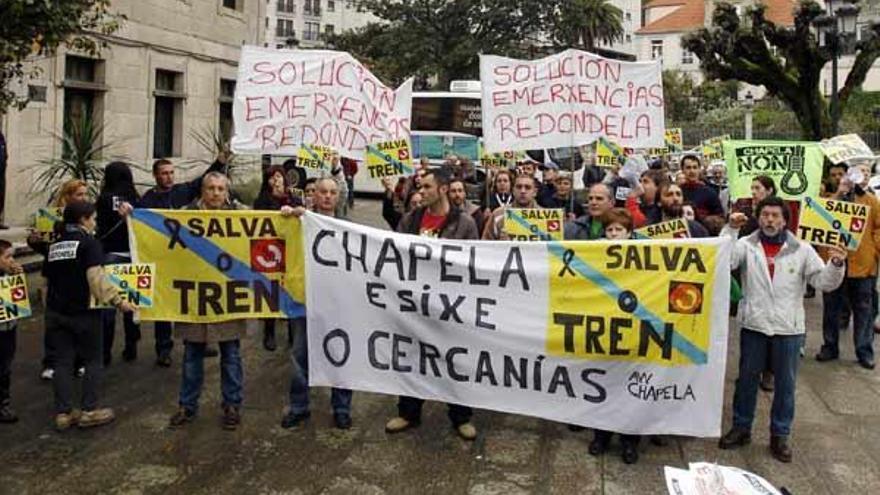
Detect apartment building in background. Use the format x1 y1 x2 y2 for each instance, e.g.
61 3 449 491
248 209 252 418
264 0 378 49
635 0 880 95
0 0 263 226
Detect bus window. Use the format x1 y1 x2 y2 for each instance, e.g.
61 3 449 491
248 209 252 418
412 96 482 137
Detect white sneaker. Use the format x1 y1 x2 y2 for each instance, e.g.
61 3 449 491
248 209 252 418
40 368 55 381
75 367 85 378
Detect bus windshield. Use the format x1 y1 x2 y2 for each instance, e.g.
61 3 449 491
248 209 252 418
411 93 481 163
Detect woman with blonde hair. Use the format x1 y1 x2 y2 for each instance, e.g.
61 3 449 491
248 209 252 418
28 178 91 380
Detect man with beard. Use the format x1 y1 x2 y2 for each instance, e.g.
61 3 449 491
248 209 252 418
482 174 541 240
385 168 479 440
448 178 485 234
656 182 709 238
720 197 846 462
816 162 880 369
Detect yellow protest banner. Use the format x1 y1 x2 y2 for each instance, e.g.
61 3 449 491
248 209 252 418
366 139 413 179
35 207 63 242
0 274 31 323
297 144 335 170
596 137 624 167
90 263 156 309
128 209 305 322
798 196 870 251
634 218 691 239
665 128 683 152
547 240 718 366
503 208 564 241
702 135 729 161
481 150 526 169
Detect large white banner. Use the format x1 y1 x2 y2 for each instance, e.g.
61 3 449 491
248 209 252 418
231 46 412 159
304 213 730 437
480 49 665 153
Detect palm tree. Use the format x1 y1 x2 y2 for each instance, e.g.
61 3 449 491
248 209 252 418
551 0 625 51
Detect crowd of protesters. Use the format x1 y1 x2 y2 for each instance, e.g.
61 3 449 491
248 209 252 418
1 147 877 468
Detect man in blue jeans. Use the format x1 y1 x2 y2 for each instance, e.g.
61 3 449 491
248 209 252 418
281 177 353 430
719 197 846 462
816 163 880 369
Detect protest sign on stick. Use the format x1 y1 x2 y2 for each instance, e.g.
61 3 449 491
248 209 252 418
0 274 31 323
297 144 335 170
231 46 413 159
798 196 870 251
634 218 690 239
35 207 62 242
819 134 876 164
503 208 564 241
365 139 413 179
90 263 156 309
723 140 825 201
480 49 665 153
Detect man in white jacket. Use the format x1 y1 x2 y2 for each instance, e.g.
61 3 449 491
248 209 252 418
718 196 847 463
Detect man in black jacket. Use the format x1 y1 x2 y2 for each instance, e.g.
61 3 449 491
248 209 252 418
120 152 229 366
384 168 480 440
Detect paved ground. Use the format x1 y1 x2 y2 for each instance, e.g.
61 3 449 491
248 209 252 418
1 199 879 494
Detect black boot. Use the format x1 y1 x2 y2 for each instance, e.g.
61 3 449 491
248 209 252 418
621 439 639 464
770 435 792 463
588 430 611 456
718 427 751 449
0 401 18 423
263 326 277 352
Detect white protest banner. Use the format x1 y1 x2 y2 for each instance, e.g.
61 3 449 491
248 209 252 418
231 46 413 159
819 134 876 164
479 49 665 153
304 213 730 436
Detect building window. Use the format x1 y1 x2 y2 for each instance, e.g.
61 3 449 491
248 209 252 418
324 24 335 36
681 49 694 65
153 69 185 159
305 0 321 16
304 22 320 40
651 40 663 61
63 55 106 157
222 0 240 10
219 79 236 141
28 84 47 103
276 19 295 38
328 1 335 12
625 12 631 21
277 0 295 13
626 34 631 43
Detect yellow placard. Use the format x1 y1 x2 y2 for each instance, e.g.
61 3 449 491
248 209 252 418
798 196 870 251
0 274 31 323
297 144 335 170
90 263 156 309
129 209 305 322
665 128 683 152
596 137 624 167
503 208 564 241
702 135 729 161
481 150 525 169
366 139 413 179
35 207 63 242
547 241 717 366
634 219 691 239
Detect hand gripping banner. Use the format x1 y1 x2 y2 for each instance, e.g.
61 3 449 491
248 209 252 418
303 213 731 436
128 209 305 323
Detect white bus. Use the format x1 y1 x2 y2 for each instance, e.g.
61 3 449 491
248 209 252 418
353 81 583 193
353 84 483 193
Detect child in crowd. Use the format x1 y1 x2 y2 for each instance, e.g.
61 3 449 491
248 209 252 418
589 208 642 464
0 239 23 423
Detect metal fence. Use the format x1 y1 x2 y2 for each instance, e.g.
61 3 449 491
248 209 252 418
674 126 880 150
